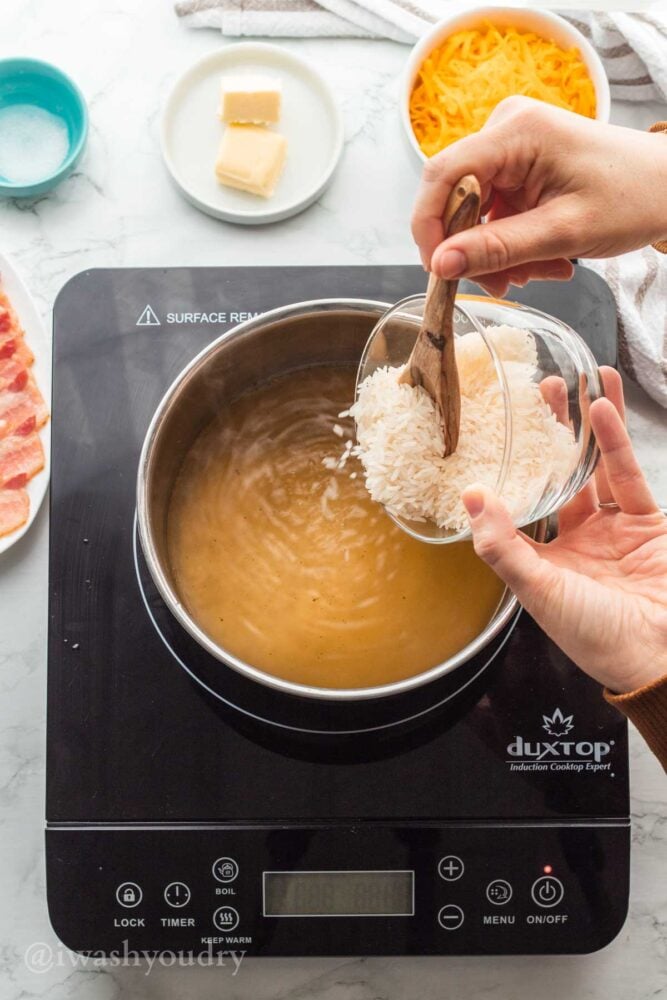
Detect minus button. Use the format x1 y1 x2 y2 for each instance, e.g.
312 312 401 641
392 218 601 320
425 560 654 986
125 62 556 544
437 904 464 930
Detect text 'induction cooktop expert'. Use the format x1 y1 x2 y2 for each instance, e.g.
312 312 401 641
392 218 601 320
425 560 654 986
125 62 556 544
47 266 629 957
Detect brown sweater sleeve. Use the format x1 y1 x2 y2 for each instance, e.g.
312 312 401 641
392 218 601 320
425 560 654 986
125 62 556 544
605 674 667 772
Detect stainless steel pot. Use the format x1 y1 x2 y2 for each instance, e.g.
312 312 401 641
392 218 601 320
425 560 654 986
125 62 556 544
137 299 543 706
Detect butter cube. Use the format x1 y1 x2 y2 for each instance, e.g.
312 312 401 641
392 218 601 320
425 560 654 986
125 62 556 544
215 124 287 198
219 75 282 124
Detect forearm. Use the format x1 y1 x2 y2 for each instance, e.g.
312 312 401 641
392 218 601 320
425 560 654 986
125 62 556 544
605 673 667 773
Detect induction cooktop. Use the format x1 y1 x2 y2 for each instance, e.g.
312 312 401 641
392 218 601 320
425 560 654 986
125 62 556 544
46 265 629 957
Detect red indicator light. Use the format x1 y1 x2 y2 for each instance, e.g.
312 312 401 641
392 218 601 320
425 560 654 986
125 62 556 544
543 865 553 874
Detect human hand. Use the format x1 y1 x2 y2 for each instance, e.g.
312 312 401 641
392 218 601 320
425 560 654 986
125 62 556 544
412 97 667 297
461 367 667 695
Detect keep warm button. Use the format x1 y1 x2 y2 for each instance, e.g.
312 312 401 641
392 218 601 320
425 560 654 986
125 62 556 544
213 906 239 932
531 876 564 909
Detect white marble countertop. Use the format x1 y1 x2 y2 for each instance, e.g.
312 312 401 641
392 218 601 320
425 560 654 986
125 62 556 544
0 1 666 997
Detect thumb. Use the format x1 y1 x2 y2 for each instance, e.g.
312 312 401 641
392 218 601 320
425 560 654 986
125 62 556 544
432 204 575 280
461 484 560 618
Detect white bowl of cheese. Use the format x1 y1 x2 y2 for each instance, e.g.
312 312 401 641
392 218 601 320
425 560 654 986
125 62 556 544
401 7 610 162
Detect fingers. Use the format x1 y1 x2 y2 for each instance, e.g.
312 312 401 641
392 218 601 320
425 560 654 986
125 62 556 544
473 259 574 298
540 375 569 424
558 480 598 532
430 201 578 280
461 484 560 617
589 397 659 515
599 366 625 418
547 373 599 530
411 134 503 267
595 367 626 505
411 96 571 272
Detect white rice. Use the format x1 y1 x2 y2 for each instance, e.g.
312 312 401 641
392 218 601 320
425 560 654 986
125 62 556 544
341 324 578 531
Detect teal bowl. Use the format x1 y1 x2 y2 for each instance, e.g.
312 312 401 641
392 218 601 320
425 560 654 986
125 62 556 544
0 58 88 198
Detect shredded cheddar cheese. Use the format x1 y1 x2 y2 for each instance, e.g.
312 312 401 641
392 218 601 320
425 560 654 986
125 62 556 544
410 21 597 157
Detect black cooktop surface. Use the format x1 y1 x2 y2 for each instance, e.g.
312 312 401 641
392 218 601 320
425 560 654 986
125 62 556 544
47 265 627 826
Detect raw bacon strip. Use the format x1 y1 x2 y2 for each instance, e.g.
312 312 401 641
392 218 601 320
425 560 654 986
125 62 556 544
24 377 48 426
0 378 48 439
0 399 36 438
22 377 48 426
0 293 23 336
0 488 29 537
0 357 28 392
12 339 34 367
0 432 44 488
0 285 48 537
0 334 18 359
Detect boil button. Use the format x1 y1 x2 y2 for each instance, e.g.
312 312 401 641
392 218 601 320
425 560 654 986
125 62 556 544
531 876 564 908
212 858 239 883
437 905 464 930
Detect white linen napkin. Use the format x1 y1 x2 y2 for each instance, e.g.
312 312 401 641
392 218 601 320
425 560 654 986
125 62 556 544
175 2 667 102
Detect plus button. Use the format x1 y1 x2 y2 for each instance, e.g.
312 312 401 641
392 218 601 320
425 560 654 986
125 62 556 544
438 855 464 881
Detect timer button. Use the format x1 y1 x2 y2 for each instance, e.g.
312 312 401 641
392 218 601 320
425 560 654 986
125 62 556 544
213 906 240 932
531 876 564 909
437 904 464 930
164 882 191 908
212 857 239 883
437 856 464 881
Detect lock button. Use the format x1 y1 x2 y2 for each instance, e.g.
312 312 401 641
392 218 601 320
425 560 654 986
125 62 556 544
116 882 143 908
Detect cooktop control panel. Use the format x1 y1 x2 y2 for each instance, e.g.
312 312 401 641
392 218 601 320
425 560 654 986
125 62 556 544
47 823 629 956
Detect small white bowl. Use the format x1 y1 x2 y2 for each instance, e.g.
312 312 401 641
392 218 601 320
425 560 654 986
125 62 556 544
161 42 344 225
401 7 611 162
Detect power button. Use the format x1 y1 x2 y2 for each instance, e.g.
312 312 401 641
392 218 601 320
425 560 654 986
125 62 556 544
531 876 564 908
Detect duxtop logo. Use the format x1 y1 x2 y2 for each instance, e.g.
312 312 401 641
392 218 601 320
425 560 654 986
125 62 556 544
542 708 574 738
506 708 614 774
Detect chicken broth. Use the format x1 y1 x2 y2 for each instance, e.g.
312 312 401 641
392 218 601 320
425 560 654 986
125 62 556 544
167 366 505 690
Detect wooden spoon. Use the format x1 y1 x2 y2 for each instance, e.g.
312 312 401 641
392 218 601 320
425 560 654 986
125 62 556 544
399 174 481 456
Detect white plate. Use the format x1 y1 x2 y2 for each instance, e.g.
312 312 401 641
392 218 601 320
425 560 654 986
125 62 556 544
0 251 51 555
161 43 344 225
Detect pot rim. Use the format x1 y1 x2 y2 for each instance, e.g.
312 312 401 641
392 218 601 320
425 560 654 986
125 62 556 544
137 297 536 702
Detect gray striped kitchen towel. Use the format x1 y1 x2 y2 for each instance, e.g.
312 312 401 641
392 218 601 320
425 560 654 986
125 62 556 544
175 2 667 102
587 249 667 408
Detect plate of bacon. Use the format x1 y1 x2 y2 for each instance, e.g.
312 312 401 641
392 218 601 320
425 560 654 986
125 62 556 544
0 253 50 552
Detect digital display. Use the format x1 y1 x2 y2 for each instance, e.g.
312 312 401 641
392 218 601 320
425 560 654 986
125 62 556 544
263 870 414 917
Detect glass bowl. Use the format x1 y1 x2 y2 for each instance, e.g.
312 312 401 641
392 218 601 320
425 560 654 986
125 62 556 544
355 293 603 544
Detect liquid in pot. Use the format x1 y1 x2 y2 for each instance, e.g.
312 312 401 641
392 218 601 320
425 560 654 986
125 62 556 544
167 366 505 690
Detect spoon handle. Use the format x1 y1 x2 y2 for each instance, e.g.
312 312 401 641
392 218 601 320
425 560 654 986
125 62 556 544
423 175 481 455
